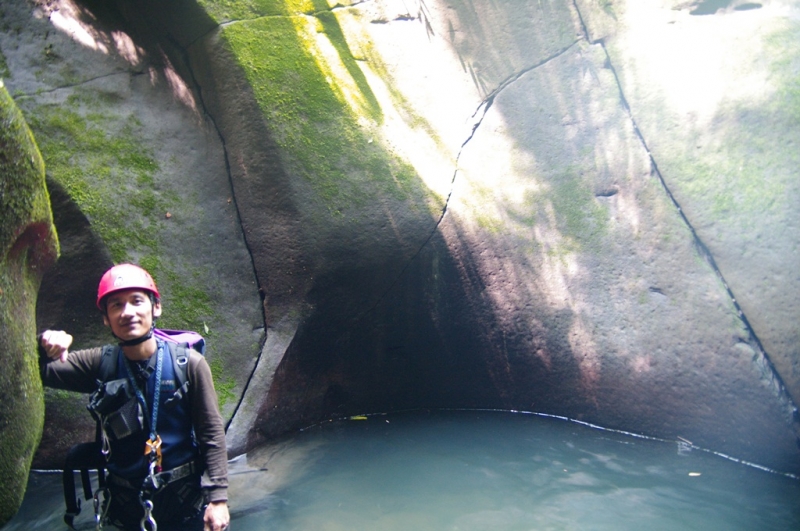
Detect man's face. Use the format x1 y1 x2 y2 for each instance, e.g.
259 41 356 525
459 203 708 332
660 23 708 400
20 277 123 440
102 289 162 340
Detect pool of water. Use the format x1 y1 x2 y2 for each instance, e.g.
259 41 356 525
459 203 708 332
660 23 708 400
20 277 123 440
5 410 799 530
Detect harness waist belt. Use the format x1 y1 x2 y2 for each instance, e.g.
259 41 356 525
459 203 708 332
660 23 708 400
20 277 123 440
108 460 200 491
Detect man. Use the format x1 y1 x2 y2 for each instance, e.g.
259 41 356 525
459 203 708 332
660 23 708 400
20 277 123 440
39 264 230 531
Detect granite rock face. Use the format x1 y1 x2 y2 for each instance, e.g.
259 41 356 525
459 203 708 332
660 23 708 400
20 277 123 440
0 81 59 526
0 0 798 507
578 0 800 408
209 0 800 472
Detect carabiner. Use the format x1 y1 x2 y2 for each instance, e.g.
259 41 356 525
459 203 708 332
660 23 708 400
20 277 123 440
93 487 109 530
145 435 163 491
147 459 160 490
140 499 157 531
100 428 111 459
144 435 163 469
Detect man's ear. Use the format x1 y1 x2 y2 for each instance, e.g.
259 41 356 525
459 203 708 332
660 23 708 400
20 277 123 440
102 314 109 327
153 301 162 319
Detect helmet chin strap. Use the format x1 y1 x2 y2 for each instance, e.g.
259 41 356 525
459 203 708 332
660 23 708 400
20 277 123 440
114 319 157 347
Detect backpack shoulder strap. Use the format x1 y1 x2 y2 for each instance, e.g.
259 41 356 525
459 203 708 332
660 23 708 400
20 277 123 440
166 342 191 397
97 345 117 383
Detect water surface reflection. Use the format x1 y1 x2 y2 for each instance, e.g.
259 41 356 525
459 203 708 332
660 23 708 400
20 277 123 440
6 410 799 530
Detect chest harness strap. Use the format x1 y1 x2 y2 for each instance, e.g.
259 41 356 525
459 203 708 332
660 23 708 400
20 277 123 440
122 341 165 531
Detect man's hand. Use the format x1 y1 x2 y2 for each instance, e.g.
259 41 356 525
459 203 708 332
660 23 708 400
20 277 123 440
39 330 73 362
204 500 230 531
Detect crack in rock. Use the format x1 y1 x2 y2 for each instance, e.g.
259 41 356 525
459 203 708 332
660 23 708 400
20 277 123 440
12 70 134 98
354 42 580 323
424 41 582 250
570 0 798 424
167 34 265 428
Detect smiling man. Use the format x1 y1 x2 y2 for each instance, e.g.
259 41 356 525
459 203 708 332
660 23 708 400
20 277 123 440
39 264 230 531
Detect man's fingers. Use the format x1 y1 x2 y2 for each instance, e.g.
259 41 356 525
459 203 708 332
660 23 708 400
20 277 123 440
40 331 51 347
40 330 73 361
48 346 65 361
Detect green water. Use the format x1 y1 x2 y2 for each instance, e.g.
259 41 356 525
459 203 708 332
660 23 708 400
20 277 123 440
5 410 799 530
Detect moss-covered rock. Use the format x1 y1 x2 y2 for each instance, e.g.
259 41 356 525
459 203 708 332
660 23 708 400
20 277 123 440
1 0 262 467
0 81 59 526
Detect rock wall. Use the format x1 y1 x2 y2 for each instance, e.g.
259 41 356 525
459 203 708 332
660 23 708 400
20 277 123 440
192 0 800 471
0 5 798 524
579 0 800 407
0 0 263 468
0 81 59 525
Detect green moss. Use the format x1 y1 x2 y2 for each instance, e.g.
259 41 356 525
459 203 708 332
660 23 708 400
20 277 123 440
196 0 288 22
515 168 608 252
550 174 608 248
475 212 503 233
208 357 236 409
657 23 799 233
197 0 350 22
23 102 162 263
0 48 9 79
671 130 787 228
637 290 648 305
20 89 209 333
197 1 445 217
599 0 617 19
0 98 50 246
313 8 381 121
0 83 58 526
221 13 421 213
43 388 88 418
765 22 800 122
156 268 215 332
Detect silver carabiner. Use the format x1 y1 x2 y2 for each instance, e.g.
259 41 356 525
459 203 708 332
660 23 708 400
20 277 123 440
100 429 111 459
148 459 160 491
93 487 109 530
140 499 157 531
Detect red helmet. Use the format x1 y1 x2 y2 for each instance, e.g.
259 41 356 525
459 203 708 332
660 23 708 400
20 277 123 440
96 263 160 309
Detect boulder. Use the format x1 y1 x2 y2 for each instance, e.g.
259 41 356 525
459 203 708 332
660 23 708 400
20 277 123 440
0 81 59 526
192 0 800 472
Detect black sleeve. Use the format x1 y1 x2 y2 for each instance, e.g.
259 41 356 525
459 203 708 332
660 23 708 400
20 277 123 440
187 352 229 503
39 343 105 394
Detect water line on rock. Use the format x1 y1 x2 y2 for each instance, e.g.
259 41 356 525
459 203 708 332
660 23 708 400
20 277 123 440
570 0 799 433
296 406 800 480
